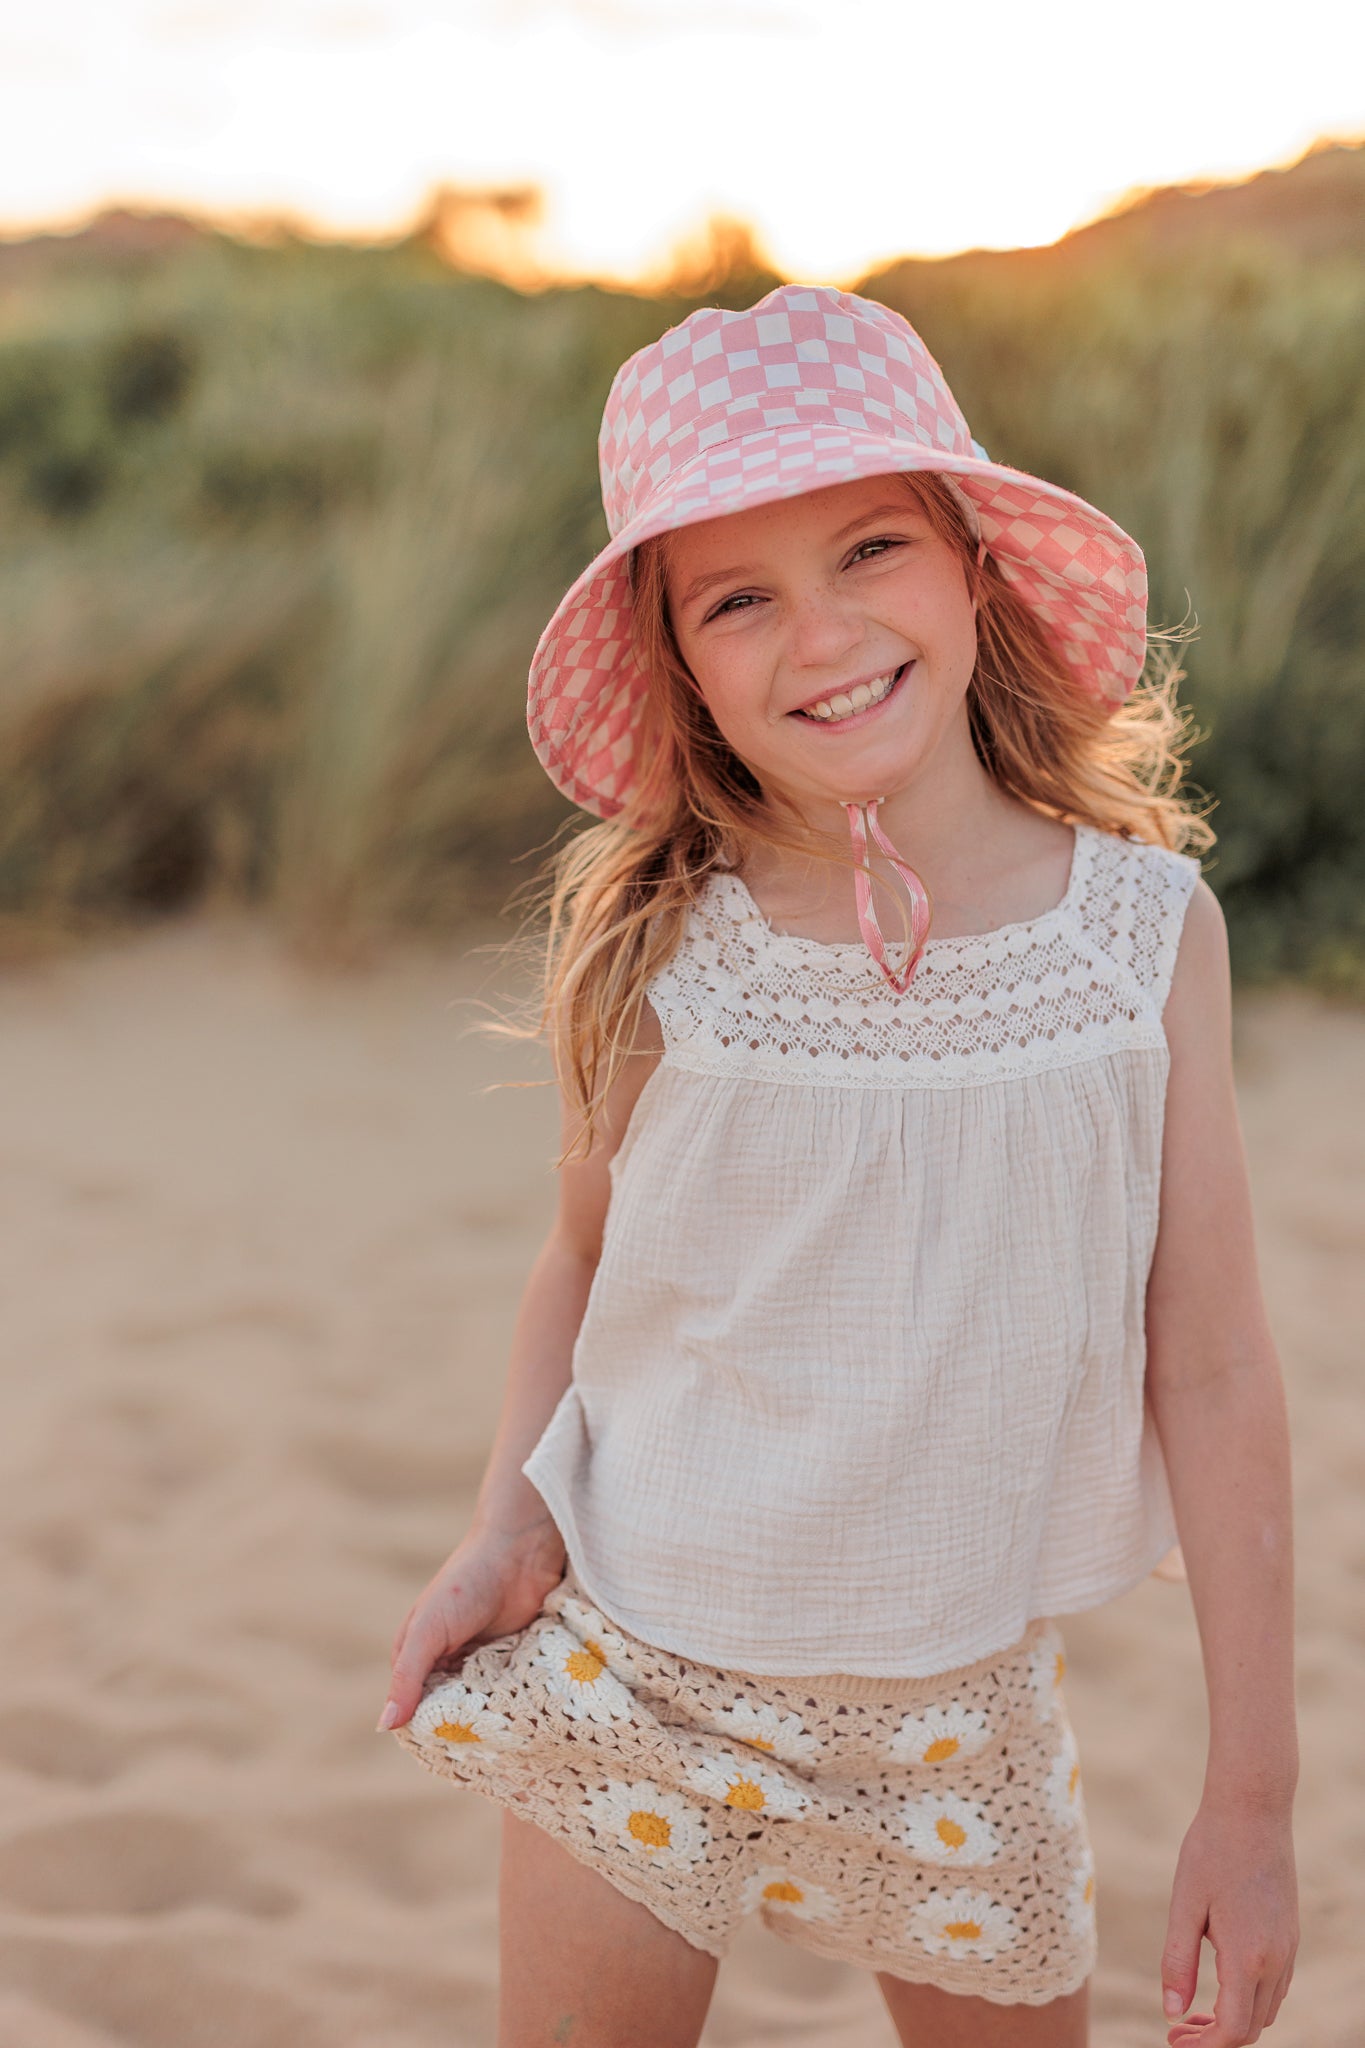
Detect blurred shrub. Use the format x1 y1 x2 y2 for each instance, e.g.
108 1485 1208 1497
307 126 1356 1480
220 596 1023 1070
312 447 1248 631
0 180 1360 983
104 327 196 425
867 239 1365 984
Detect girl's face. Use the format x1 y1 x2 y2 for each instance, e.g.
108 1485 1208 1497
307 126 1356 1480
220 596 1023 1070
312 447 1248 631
664 474 979 823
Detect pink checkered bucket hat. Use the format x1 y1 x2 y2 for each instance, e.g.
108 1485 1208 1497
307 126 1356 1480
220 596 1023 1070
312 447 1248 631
527 283 1148 826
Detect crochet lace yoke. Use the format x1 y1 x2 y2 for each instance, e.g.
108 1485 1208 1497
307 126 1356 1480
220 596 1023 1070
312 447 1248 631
647 823 1191 1091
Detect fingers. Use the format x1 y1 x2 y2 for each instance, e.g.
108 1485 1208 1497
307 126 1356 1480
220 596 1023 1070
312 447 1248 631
1166 2017 1216 2045
1161 1904 1205 2026
379 1577 493 1731
1165 1937 1297 2046
1166 1965 1269 2047
391 1603 416 1666
1211 1982 1255 2044
1264 1956 1294 2029
378 1618 443 1730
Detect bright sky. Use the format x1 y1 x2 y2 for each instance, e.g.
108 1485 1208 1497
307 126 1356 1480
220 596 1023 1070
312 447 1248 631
2 0 1363 280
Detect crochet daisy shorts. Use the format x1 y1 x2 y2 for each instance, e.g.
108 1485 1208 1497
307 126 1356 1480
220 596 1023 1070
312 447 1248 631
391 1564 1097 2006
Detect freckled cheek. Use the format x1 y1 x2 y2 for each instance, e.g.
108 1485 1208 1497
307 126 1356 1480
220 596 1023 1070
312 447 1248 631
692 668 778 750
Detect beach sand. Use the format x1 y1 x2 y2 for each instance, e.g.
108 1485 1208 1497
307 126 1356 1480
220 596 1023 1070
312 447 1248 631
0 918 1358 2047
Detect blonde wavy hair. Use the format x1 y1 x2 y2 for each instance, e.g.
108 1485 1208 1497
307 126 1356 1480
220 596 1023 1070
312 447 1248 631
503 470 1213 1160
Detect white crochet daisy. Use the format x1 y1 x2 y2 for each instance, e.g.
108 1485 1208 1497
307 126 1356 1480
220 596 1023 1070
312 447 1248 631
1066 1846 1097 1938
581 1778 709 1869
557 1595 641 1682
741 1864 839 1922
535 1625 635 1724
709 1697 821 1766
685 1750 810 1818
908 1886 1019 1960
1028 1630 1067 1722
410 1680 526 1754
899 1791 1001 1867
888 1701 992 1766
1045 1722 1085 1827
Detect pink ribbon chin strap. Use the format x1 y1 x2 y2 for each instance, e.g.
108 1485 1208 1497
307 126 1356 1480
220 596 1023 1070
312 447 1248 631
842 798 932 995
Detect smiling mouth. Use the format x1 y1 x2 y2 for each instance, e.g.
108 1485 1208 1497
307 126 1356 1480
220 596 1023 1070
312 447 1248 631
791 663 911 725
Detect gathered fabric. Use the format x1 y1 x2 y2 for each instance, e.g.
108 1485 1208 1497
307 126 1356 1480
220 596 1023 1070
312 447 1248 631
393 1564 1097 2005
524 823 1202 1677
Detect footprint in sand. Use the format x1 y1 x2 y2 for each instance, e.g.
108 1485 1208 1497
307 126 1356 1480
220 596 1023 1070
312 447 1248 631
14 1516 97 1579
0 1706 136 1787
298 1429 484 1506
0 1702 260 1780
0 1931 328 2048
0 1812 295 1918
298 1794 482 1907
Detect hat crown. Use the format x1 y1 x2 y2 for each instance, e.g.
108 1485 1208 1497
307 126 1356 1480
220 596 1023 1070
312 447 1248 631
598 285 973 539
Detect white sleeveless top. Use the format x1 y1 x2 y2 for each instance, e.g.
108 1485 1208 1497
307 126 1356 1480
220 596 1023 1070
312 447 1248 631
524 822 1203 1677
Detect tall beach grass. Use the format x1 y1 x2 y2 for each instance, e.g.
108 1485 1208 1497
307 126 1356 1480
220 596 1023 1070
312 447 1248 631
0 186 1361 983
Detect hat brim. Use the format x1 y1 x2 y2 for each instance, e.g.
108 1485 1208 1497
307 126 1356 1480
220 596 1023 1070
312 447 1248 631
528 425 1146 820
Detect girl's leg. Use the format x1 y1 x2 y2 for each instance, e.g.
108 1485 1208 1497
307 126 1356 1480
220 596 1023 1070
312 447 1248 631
875 1971 1089 2048
498 1811 720 2048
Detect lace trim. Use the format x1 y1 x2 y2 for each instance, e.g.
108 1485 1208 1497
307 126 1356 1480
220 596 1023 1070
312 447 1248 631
647 824 1201 1090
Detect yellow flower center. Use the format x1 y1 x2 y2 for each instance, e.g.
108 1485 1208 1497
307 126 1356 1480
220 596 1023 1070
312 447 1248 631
627 1808 672 1849
1083 1876 1094 1904
726 1777 766 1811
935 1817 969 1850
924 1735 960 1763
433 1719 480 1743
945 1919 983 1942
1055 1652 1066 1685
747 1736 776 1752
564 1646 606 1685
1069 1762 1081 1799
763 1879 804 1904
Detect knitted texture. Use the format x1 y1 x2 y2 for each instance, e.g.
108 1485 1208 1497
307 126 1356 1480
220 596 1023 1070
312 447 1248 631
393 1567 1097 2004
649 821 1191 1088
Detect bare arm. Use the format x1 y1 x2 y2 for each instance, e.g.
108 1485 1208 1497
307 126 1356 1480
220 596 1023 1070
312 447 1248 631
1145 878 1299 2046
378 999 664 1727
469 1003 666 1544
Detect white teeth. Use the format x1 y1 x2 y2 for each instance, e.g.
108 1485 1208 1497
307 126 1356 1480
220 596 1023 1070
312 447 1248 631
799 667 902 723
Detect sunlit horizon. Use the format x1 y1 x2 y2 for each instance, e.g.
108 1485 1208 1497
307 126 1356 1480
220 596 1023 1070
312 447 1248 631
5 132 1362 293
1 2 1363 286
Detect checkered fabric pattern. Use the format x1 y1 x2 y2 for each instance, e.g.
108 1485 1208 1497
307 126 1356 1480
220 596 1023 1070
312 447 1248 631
528 286 1148 820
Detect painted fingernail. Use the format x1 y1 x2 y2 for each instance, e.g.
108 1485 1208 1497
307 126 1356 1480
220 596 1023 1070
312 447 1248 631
376 1701 401 1731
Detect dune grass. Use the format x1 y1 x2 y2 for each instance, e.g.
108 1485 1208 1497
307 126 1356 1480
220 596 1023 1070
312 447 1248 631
0 215 1361 983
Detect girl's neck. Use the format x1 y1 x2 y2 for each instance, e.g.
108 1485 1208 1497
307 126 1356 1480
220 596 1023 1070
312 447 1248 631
738 781 1076 948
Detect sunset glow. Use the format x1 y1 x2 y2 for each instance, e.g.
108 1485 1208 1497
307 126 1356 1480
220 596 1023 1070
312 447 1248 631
1 1 1362 279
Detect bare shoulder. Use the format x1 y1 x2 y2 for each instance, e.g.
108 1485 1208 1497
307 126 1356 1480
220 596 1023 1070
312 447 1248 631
550 990 664 1263
553 990 663 1163
1146 875 1278 1376
1162 875 1231 1054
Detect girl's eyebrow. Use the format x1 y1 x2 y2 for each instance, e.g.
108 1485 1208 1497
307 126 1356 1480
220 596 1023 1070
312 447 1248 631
678 563 761 610
677 502 916 611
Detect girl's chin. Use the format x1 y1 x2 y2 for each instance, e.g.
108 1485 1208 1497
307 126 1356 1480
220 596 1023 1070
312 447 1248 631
755 758 928 823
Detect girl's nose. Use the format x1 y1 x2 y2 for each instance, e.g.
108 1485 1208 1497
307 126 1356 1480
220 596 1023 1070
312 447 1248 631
784 584 864 670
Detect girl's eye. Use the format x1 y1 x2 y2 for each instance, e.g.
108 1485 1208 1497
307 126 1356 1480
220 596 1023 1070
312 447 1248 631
702 535 908 620
705 592 761 622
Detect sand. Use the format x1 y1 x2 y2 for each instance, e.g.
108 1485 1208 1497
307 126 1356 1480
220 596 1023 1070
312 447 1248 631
0 917 1359 2048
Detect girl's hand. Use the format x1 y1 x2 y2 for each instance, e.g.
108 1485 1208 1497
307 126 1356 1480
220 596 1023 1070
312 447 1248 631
377 1515 567 1731
1161 1798 1298 2046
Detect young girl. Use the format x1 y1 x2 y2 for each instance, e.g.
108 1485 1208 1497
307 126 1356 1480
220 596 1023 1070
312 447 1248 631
379 286 1298 2048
